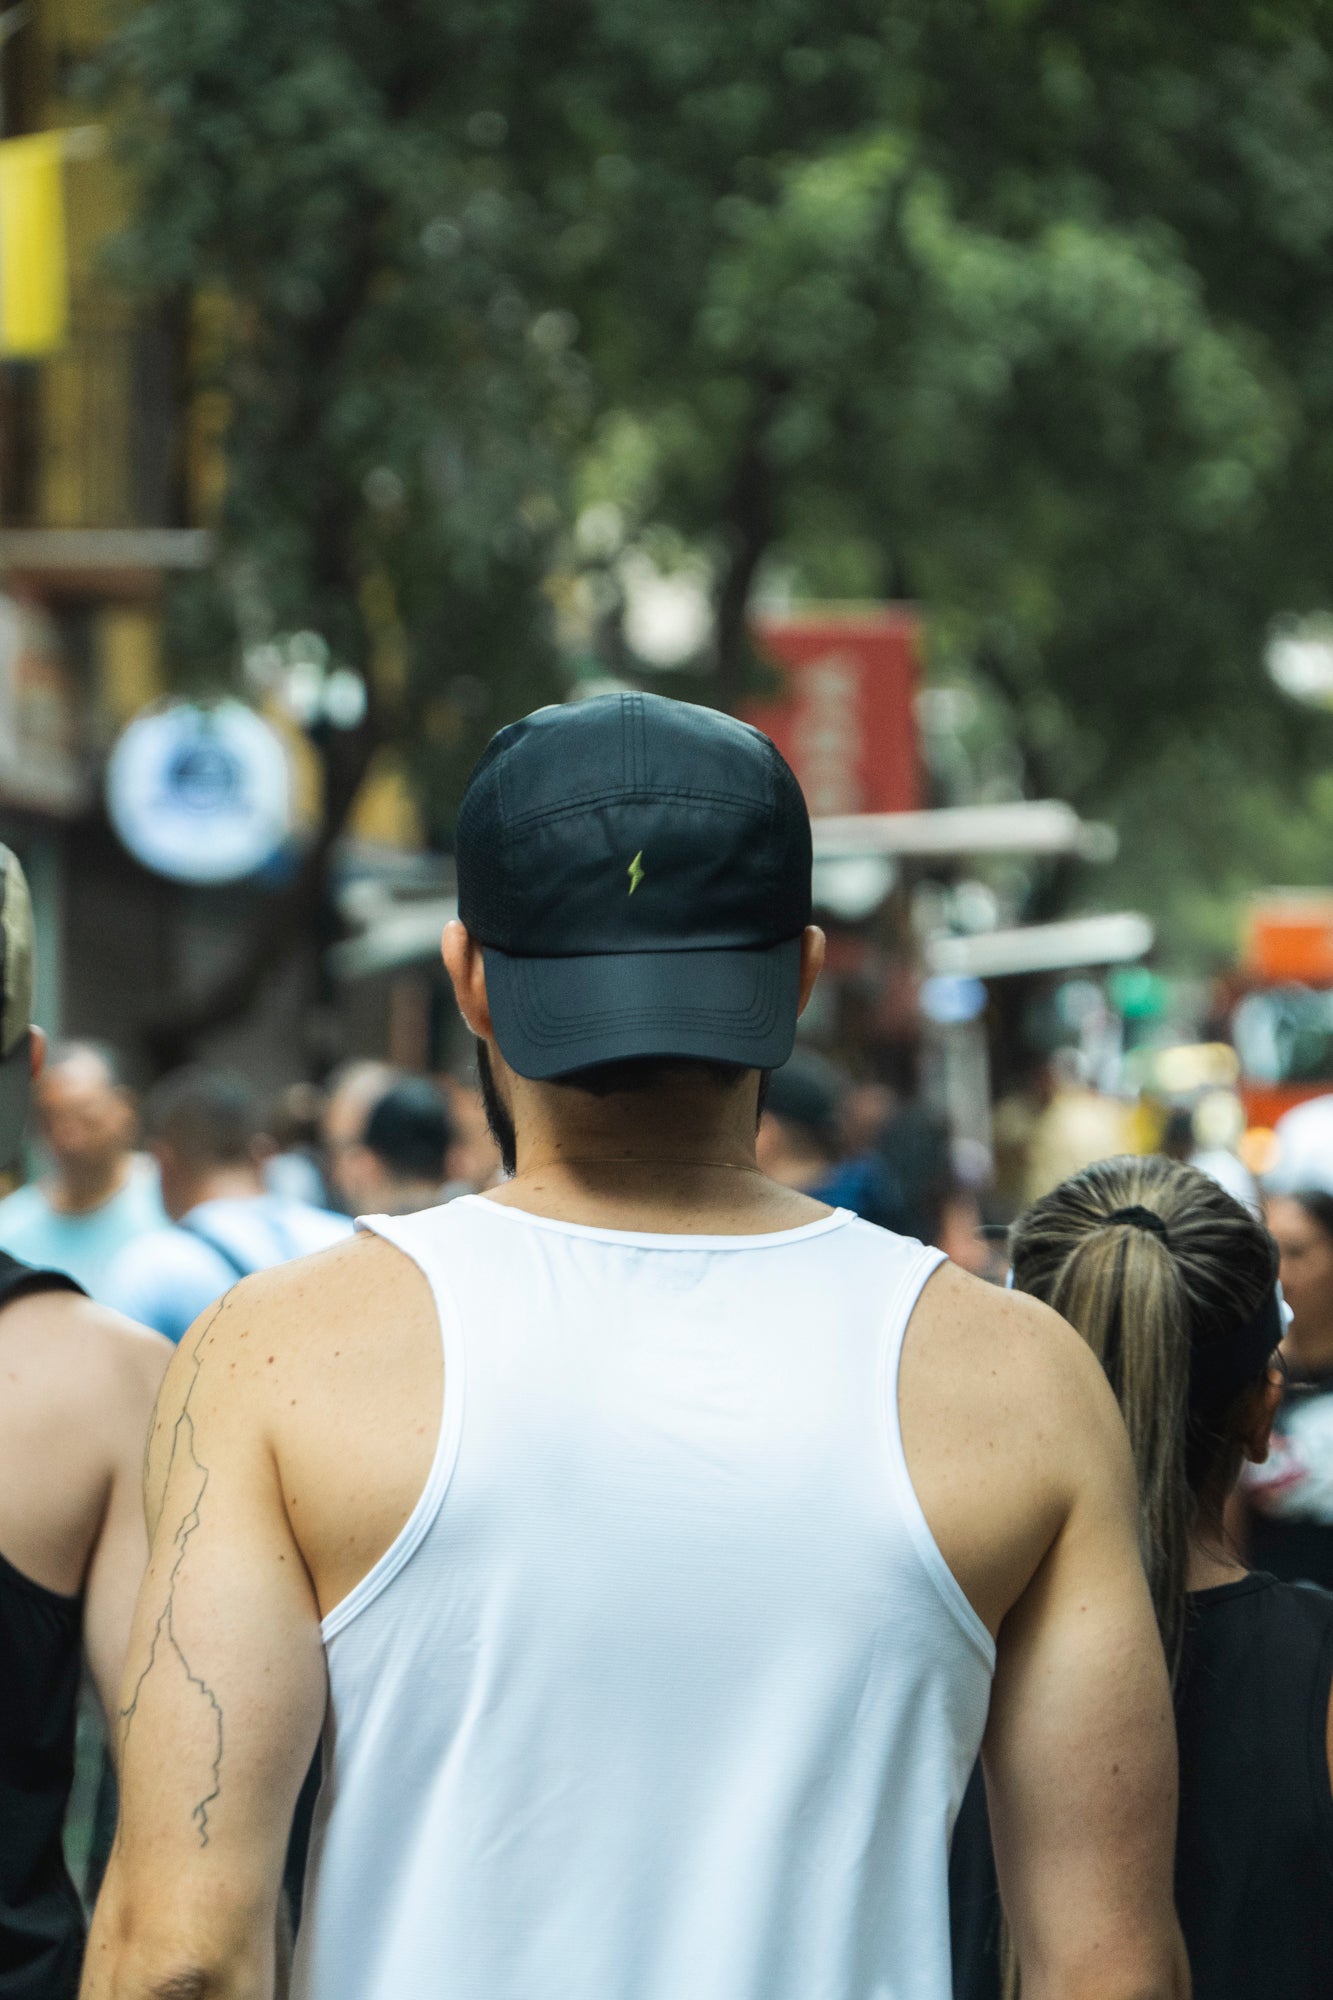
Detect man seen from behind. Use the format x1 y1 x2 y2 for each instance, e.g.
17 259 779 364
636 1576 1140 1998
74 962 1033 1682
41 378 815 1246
86 695 1187 2000
103 1070 350 1344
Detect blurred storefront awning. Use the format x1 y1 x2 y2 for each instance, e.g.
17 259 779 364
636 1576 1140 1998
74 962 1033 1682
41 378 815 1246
925 913 1154 981
813 800 1116 863
0 528 214 597
326 801 1127 985
327 894 459 983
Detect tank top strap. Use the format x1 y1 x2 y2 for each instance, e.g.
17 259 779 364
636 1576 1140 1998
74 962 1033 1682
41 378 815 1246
319 1207 468 1642
877 1243 995 1669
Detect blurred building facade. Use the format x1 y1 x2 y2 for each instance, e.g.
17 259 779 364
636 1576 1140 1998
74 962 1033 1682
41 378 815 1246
0 0 436 1087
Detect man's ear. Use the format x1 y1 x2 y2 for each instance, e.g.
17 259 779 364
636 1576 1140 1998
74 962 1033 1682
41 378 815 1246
1240 1367 1285 1466
28 1026 46 1084
442 921 494 1040
797 926 826 1018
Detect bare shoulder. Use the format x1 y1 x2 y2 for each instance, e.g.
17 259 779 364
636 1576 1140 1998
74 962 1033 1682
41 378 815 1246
900 1261 1136 1636
907 1260 1128 1456
0 1294 171 1594
146 1232 442 1612
149 1231 427 1425
0 1288 169 1420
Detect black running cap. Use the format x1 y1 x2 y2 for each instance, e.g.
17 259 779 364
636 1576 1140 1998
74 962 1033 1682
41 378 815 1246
456 692 812 1081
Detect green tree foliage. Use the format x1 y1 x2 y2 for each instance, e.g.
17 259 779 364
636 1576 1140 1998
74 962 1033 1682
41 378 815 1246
103 0 1333 1003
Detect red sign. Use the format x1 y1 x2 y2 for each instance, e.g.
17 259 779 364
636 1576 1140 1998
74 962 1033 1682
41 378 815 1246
745 606 921 817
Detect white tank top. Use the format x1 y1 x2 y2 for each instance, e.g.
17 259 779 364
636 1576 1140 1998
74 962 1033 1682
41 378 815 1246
292 1196 994 2000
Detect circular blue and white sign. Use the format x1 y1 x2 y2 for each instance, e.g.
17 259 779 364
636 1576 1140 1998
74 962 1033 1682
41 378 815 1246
107 701 294 884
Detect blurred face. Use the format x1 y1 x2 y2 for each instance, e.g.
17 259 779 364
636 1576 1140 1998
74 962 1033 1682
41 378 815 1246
328 1142 389 1215
321 1064 398 1209
35 1055 135 1178
1265 1195 1333 1352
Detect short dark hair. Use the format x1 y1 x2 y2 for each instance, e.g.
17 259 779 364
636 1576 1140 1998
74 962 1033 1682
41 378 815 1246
364 1079 452 1182
144 1068 259 1168
475 1042 768 1179
552 1056 756 1099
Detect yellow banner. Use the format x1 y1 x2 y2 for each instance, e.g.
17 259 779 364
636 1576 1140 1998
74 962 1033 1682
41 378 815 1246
0 134 69 358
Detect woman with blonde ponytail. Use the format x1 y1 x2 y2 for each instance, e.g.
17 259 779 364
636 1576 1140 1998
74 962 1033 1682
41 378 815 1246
952 1154 1333 2000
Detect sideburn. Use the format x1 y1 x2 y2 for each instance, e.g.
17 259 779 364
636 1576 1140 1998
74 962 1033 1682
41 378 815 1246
475 1041 517 1178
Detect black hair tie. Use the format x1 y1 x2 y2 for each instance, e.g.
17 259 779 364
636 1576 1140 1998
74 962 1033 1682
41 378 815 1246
1106 1204 1170 1243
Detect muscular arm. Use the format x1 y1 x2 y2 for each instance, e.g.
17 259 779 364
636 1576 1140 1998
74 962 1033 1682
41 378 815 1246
903 1271 1187 2000
83 1320 173 1744
82 1287 327 2000
983 1372 1188 2000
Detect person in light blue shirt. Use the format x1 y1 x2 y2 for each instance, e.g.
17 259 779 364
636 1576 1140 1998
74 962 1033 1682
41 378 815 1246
104 1068 351 1344
0 1042 166 1299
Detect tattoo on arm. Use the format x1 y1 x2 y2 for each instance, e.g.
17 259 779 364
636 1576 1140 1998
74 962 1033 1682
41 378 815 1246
119 1298 230 1848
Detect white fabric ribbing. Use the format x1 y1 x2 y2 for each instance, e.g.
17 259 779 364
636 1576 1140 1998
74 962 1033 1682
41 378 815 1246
292 1196 993 2000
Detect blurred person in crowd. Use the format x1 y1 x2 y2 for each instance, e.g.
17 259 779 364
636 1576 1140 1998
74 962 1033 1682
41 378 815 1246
103 1069 351 1344
0 1041 165 1298
321 1058 399 1212
88 695 1182 2000
263 1081 331 1210
761 1057 997 1272
937 1139 1003 1282
331 1077 454 1216
0 847 170 1998
878 1097 957 1244
839 1078 895 1158
1234 1185 1333 1589
953 1156 1333 2000
1160 1098 1258 1214
758 1049 900 1227
1022 1047 1134 1203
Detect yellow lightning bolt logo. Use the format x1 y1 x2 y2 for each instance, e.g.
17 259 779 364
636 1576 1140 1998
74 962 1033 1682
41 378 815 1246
628 850 645 895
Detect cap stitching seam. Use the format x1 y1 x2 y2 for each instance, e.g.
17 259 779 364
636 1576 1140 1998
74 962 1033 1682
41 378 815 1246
492 750 515 940
503 788 771 831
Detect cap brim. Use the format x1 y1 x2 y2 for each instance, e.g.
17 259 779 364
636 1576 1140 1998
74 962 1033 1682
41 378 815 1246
483 938 803 1082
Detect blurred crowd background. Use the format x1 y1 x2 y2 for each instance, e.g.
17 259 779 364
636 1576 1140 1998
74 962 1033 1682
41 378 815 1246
9 0 1333 1906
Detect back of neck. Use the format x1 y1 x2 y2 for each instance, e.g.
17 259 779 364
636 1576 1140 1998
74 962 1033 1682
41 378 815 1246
184 1165 266 1213
494 1076 835 1236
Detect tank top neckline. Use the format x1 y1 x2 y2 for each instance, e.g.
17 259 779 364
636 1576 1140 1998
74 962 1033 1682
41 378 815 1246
456 1192 855 1251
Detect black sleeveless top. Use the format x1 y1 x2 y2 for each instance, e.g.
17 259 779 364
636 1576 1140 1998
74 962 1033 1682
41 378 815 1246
951 1571 1333 2000
0 1251 87 2000
1175 1573 1333 1995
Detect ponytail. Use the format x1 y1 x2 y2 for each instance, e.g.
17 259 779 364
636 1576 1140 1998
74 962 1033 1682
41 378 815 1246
998 1154 1276 2000
1029 1199 1191 1668
1010 1154 1277 1679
